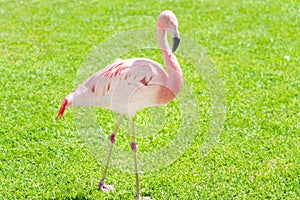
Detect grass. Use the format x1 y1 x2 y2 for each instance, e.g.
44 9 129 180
1 0 299 199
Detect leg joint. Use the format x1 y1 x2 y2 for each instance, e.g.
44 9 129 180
110 133 116 144
130 142 138 153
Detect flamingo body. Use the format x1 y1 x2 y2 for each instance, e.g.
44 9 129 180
58 50 182 118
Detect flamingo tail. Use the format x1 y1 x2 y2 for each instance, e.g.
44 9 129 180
56 98 68 121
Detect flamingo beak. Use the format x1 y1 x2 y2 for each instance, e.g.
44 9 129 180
172 36 180 53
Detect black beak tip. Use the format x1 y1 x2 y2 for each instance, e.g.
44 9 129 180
172 37 180 53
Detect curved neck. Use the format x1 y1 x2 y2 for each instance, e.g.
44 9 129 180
157 27 183 95
157 27 171 53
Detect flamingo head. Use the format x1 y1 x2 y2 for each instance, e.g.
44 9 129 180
157 10 180 53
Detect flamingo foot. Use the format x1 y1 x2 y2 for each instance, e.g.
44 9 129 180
100 184 115 192
136 195 151 200
98 179 114 192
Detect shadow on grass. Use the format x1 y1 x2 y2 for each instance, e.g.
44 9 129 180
49 195 91 200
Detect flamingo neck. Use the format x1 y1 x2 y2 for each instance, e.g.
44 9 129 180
157 27 183 95
157 27 170 53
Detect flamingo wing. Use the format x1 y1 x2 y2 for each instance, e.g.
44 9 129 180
89 58 165 98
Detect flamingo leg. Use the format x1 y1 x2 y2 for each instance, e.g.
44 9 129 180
129 118 151 200
99 114 124 192
129 118 140 199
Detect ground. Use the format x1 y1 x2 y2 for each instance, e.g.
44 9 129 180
0 0 299 199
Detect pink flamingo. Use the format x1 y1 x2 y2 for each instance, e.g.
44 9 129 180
56 10 182 200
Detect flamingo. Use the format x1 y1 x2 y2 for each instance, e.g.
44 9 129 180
56 10 182 200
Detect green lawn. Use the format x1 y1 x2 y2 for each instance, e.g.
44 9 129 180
1 0 299 199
